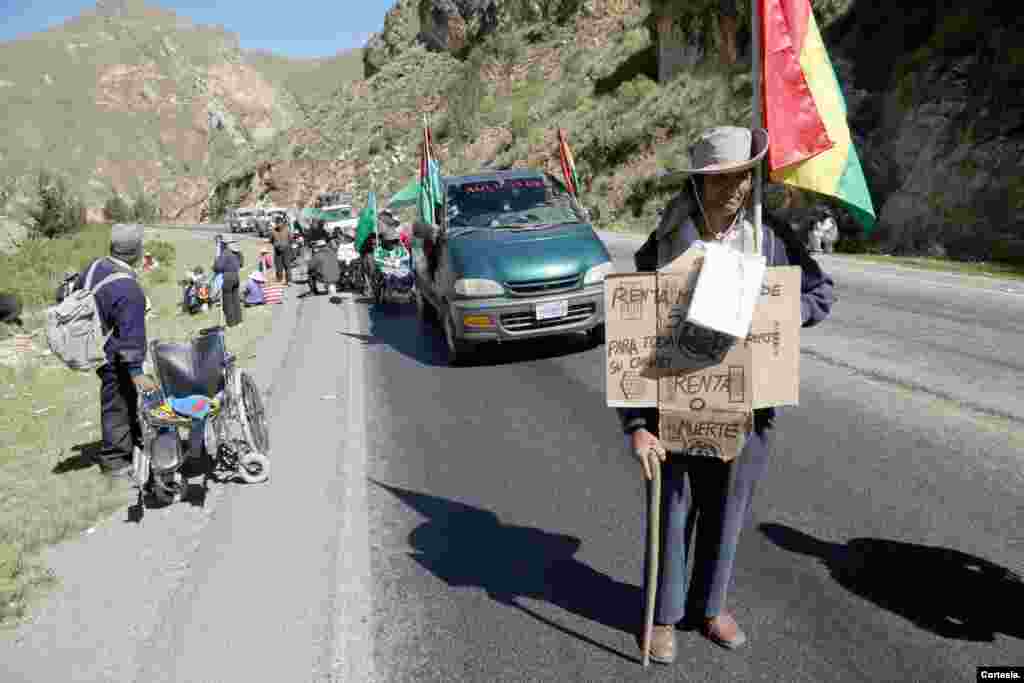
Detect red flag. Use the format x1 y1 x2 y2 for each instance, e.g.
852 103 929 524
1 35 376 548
760 0 833 171
557 129 579 197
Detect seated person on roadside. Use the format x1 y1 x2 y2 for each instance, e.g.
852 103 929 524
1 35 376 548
243 271 266 306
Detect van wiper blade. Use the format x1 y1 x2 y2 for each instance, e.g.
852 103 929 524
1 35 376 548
448 227 483 238
508 221 577 231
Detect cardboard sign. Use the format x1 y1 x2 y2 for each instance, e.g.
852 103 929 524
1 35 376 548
658 408 751 462
604 273 658 408
604 246 801 412
745 266 801 408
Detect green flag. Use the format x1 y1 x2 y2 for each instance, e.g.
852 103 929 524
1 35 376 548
354 191 377 253
388 179 421 210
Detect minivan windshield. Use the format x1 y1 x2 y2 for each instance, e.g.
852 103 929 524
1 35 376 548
446 177 582 230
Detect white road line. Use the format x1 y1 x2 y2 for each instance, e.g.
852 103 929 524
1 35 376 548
328 302 377 682
597 231 1024 297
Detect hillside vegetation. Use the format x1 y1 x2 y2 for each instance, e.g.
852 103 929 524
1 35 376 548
2 0 1020 263
212 0 1019 263
0 0 307 222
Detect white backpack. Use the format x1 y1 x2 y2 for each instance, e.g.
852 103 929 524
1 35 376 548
45 259 136 371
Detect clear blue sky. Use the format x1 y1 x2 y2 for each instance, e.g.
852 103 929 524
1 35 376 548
0 0 395 57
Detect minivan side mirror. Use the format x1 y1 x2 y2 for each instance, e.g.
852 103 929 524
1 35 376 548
412 221 438 242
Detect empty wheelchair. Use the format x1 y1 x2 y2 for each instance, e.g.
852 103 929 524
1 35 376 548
135 326 270 505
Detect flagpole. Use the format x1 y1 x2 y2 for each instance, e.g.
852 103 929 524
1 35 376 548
752 0 763 254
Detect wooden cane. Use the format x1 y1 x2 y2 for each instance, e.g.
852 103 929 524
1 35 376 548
642 457 662 668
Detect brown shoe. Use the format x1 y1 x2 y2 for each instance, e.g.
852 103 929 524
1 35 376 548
704 612 747 649
642 624 676 664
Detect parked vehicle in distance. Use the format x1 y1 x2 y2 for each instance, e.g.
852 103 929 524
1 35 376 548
229 207 258 233
314 191 351 209
320 203 358 240
412 169 613 365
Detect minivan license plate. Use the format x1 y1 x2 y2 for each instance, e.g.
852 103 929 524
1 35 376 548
536 299 568 321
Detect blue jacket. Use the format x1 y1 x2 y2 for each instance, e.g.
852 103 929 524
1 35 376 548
74 257 147 375
617 202 834 437
213 248 242 274
243 278 265 305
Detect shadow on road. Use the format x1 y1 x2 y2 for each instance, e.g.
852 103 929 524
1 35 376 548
53 441 103 474
372 480 643 663
364 301 600 368
760 523 1024 642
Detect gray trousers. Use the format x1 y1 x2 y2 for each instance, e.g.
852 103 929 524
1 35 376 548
643 428 772 625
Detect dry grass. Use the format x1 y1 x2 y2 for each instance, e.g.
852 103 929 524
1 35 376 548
0 228 274 627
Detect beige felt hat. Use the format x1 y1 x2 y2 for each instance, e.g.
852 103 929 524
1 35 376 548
676 126 770 175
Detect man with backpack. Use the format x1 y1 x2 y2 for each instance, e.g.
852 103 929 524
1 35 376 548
67 223 155 478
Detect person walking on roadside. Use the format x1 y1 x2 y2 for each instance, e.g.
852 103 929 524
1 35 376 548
270 215 292 286
618 126 834 661
74 223 156 478
213 235 244 327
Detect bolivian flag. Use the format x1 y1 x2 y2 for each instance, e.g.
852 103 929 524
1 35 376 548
761 0 876 234
557 128 580 197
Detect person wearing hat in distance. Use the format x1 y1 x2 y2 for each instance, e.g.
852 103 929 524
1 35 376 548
242 270 266 306
618 126 834 661
257 246 274 275
213 235 244 327
73 223 157 478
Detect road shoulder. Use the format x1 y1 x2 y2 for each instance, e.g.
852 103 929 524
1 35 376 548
0 289 302 682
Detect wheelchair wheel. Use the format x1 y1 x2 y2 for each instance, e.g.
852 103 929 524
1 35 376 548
237 451 269 484
239 371 270 455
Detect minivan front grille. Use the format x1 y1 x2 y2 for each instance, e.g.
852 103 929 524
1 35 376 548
500 302 596 332
504 274 581 297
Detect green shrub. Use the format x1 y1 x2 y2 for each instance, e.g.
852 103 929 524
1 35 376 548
25 170 85 240
510 100 531 141
103 194 132 223
145 239 176 268
445 57 486 143
0 223 110 308
131 193 160 223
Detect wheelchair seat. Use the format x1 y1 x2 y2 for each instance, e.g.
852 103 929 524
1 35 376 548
150 327 226 400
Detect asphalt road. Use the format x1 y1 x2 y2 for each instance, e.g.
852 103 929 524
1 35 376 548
363 232 1024 682
1 226 1022 682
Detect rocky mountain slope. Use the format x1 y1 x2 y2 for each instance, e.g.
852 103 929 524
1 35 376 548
226 0 1022 261
3 0 1020 261
0 0 310 222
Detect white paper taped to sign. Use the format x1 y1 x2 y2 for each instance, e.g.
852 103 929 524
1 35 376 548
685 242 767 339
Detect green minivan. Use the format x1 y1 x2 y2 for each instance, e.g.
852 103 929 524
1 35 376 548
412 169 614 364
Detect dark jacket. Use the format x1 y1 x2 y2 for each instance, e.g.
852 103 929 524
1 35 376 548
306 221 330 245
309 246 340 283
213 248 242 274
74 257 147 375
617 191 835 438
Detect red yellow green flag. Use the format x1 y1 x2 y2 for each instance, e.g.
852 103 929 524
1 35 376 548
557 128 580 197
761 0 876 234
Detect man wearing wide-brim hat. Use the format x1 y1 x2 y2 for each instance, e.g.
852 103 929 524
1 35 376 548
617 126 835 661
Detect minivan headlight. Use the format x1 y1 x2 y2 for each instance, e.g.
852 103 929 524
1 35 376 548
583 261 615 285
454 278 504 297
